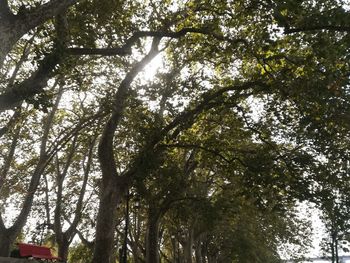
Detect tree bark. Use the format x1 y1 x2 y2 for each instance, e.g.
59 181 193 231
335 233 339 263
145 207 161 263
194 233 207 263
57 235 70 261
183 227 194 263
0 0 78 67
0 121 21 189
0 231 14 257
53 135 77 262
92 179 125 263
194 241 201 263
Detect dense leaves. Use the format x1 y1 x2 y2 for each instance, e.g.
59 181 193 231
0 0 350 262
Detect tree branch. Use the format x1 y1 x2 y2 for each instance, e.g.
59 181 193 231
66 136 96 238
17 0 78 34
0 123 21 190
67 27 247 57
0 0 14 19
159 143 231 163
285 25 350 34
0 26 246 113
119 81 268 188
92 38 161 262
0 0 78 67
67 47 131 56
0 108 21 139
9 83 63 235
98 38 161 183
0 50 61 113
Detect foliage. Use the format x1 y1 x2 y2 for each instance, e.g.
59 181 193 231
0 0 350 262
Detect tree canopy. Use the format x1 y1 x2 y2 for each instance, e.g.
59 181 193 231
0 0 350 263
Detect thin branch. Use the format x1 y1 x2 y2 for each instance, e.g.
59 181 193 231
159 81 268 141
7 35 35 88
0 122 21 190
43 173 52 227
67 47 131 56
67 27 247 57
285 25 350 34
66 135 97 238
159 143 231 163
0 108 21 139
65 216 94 249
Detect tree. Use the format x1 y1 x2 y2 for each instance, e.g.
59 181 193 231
0 83 61 256
1 1 350 262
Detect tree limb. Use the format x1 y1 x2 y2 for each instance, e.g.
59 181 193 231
0 51 61 112
0 0 78 67
67 27 247 57
0 26 246 113
285 25 350 34
66 136 96 239
0 0 14 20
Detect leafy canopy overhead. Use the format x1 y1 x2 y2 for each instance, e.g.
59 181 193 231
0 0 349 262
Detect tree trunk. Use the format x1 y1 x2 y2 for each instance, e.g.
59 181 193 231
331 232 336 263
53 135 94 262
91 39 160 263
335 237 339 263
183 228 194 263
194 236 203 263
130 212 143 263
57 237 70 261
208 254 217 263
145 208 161 263
91 179 125 263
0 230 13 257
201 239 208 263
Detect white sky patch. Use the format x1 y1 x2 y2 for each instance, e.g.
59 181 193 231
342 0 350 10
300 202 326 258
139 50 164 83
246 95 265 122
